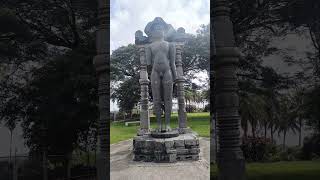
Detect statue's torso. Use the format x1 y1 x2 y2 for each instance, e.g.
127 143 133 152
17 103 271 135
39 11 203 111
149 41 170 74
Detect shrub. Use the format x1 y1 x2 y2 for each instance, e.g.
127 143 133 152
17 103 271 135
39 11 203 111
186 104 197 113
302 134 320 160
203 104 210 112
241 136 276 162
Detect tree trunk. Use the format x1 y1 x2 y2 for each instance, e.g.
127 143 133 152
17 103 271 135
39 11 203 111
264 122 267 140
283 130 286 150
66 153 72 179
251 122 256 138
42 146 48 180
243 121 248 140
9 130 12 168
299 117 302 147
13 148 17 180
94 147 97 165
270 126 274 144
87 147 90 166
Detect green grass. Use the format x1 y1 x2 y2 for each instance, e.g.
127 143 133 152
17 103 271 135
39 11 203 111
110 112 209 144
210 161 320 180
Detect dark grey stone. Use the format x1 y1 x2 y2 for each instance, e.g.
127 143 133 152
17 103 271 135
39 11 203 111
133 132 200 163
185 139 197 146
189 148 200 154
164 140 174 148
151 130 179 138
176 148 189 155
174 139 185 147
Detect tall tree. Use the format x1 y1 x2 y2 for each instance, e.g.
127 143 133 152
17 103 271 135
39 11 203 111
278 96 299 149
20 48 98 178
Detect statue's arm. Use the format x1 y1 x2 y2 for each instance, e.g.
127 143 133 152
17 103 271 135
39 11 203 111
169 43 177 81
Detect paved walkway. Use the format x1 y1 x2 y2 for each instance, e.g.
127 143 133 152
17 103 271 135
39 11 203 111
110 137 210 180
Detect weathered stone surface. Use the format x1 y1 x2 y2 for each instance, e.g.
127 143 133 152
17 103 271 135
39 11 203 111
174 139 185 147
133 132 200 163
189 148 200 154
151 130 179 138
185 139 197 146
164 140 174 148
176 154 199 161
176 148 189 155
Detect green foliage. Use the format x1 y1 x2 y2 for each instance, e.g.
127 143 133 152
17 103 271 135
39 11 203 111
302 134 320 160
186 104 197 113
3 0 98 48
304 85 320 133
182 24 210 76
241 136 276 162
110 44 140 81
20 48 98 156
111 75 140 114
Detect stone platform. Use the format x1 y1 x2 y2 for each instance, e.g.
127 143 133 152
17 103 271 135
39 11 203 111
110 138 210 180
133 132 200 163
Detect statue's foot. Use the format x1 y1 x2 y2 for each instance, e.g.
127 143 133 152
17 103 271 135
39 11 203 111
165 126 171 132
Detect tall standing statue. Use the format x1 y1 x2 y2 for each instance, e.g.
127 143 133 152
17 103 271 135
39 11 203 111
145 17 177 132
133 17 200 163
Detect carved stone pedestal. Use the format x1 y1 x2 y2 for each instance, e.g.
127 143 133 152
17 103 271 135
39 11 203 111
133 132 200 163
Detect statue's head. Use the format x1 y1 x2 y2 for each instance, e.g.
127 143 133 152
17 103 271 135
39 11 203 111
145 17 168 40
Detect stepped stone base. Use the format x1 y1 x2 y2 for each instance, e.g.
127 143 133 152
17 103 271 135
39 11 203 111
133 132 200 163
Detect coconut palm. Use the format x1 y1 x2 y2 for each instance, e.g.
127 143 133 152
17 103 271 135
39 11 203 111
240 93 268 139
278 96 300 149
264 89 281 143
289 87 306 146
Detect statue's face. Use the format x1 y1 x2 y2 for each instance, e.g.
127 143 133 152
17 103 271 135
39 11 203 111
151 24 164 39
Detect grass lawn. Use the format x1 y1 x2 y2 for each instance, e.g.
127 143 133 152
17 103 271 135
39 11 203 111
210 161 320 180
110 112 210 144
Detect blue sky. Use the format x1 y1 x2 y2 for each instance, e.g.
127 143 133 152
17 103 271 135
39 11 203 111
110 0 210 51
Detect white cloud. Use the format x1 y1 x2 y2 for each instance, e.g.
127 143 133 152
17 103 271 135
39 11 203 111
110 0 210 52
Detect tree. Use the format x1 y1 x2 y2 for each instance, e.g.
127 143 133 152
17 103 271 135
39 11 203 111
182 24 210 78
280 0 320 78
239 93 268 139
110 44 140 81
290 87 307 146
20 48 98 178
303 85 320 134
111 75 140 118
278 96 299 149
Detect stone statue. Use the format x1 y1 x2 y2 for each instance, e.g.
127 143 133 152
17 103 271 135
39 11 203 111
145 17 177 132
133 17 200 163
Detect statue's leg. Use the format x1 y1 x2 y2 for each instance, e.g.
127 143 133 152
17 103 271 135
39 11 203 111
163 71 173 131
151 71 162 131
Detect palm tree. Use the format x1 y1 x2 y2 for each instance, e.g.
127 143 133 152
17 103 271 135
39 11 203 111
185 89 193 112
290 87 306 146
264 89 281 143
278 96 299 149
240 93 267 139
239 93 251 139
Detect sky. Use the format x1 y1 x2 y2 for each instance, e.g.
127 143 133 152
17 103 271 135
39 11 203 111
110 0 210 51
